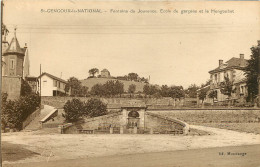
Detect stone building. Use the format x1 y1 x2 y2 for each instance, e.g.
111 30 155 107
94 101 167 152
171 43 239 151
1 29 29 99
208 54 248 102
100 69 111 78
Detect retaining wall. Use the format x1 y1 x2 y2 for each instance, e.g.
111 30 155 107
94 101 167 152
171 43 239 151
80 112 122 129
149 109 260 124
41 96 180 109
22 107 41 129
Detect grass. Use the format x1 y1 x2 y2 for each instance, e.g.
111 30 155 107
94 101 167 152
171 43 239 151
151 110 260 134
192 123 260 134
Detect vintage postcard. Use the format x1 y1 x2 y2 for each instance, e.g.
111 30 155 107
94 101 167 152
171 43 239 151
1 0 260 167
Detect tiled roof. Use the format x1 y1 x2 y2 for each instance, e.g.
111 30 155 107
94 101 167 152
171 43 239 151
209 57 248 74
39 72 67 83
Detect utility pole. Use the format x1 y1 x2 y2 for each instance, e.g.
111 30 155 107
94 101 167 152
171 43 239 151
257 40 260 107
40 64 41 106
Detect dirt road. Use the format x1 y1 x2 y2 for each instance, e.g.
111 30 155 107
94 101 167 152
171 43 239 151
4 144 260 167
2 125 260 166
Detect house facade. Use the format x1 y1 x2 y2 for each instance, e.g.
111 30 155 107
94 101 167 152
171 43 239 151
209 54 248 102
39 72 68 96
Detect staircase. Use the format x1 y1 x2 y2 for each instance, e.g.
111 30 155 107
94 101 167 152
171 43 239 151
24 105 55 131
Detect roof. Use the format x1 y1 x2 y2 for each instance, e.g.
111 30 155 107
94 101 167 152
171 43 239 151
39 72 67 84
101 69 109 72
233 78 247 85
209 57 248 74
3 35 25 56
197 85 210 92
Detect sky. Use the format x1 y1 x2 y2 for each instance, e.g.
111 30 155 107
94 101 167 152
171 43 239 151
2 0 260 88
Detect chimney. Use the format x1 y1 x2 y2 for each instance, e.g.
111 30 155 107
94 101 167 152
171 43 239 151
239 54 244 59
219 60 223 67
24 43 27 48
257 40 260 46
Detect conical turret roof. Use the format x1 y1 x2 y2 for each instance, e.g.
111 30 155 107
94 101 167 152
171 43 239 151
3 28 25 56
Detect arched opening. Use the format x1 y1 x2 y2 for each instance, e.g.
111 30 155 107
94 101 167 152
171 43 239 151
127 110 140 128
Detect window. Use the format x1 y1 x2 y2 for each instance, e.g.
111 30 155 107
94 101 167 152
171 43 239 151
58 82 60 88
10 59 15 69
43 80 47 87
53 80 57 87
214 74 217 82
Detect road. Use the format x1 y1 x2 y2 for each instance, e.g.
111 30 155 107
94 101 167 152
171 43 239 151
4 144 260 167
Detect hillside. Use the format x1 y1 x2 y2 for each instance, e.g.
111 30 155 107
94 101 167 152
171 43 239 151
80 78 147 93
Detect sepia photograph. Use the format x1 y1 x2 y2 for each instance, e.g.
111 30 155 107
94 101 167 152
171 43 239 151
1 0 260 167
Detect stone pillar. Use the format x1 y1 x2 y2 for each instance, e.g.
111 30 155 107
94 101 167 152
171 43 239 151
149 128 153 134
183 125 189 135
133 126 138 134
139 109 145 129
121 109 128 126
196 93 199 108
110 127 113 134
120 126 124 134
58 125 63 134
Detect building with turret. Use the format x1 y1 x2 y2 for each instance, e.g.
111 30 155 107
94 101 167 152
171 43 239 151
1 28 30 99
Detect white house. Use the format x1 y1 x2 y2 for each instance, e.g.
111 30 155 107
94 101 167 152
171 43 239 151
38 72 68 96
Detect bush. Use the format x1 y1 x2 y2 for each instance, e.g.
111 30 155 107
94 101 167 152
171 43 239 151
62 98 107 122
63 99 84 122
1 93 40 130
84 98 107 117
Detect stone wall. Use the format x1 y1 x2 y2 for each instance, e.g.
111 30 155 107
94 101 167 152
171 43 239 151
145 112 189 134
80 111 122 129
1 76 22 100
41 96 180 109
62 110 188 134
22 107 41 129
149 109 260 124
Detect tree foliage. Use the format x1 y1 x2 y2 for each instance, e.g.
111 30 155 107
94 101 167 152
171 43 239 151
1 93 40 130
63 99 84 122
90 80 124 97
220 76 233 98
90 84 105 97
128 84 136 94
143 84 185 99
65 77 84 96
21 79 32 96
128 73 138 81
168 86 185 99
198 89 207 101
208 90 217 100
245 45 259 100
185 84 199 98
143 84 160 96
62 98 107 122
83 98 107 117
89 68 99 77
